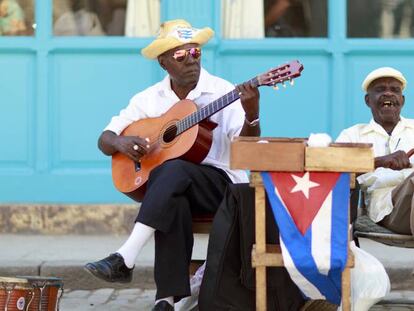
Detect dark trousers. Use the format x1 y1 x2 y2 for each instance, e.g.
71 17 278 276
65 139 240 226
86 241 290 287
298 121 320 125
381 171 414 235
199 184 305 311
135 159 231 301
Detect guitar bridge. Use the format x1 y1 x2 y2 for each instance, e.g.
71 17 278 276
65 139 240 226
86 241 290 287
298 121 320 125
135 161 141 172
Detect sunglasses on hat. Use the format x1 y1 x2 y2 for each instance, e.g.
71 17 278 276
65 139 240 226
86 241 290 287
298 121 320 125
172 47 202 62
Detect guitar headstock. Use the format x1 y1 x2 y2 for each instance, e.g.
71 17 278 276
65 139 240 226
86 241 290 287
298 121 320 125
257 60 304 89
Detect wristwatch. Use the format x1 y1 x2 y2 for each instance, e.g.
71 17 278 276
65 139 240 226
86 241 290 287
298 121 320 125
245 116 260 127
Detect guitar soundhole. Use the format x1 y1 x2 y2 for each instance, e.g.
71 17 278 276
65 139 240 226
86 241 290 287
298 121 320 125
162 125 178 143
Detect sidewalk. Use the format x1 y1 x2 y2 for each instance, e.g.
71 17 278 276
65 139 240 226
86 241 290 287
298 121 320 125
0 234 208 289
60 289 414 311
0 234 413 310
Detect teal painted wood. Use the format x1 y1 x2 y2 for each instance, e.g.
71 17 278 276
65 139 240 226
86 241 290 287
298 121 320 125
162 0 215 28
1 0 414 203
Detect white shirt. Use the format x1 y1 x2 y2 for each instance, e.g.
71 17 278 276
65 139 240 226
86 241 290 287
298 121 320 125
336 117 414 222
104 67 248 183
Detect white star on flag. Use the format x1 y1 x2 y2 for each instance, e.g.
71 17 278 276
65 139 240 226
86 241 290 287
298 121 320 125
290 172 320 199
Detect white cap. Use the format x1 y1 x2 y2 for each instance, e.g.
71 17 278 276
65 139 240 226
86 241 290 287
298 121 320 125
362 67 407 92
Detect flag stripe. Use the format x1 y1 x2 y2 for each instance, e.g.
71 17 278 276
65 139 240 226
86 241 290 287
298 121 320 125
280 239 324 300
310 192 332 275
329 172 350 291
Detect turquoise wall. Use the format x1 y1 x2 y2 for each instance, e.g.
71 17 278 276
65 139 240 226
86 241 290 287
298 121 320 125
2 0 414 203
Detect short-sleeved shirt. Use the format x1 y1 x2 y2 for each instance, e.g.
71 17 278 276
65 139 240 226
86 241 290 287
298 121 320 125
104 67 248 183
336 117 414 159
336 117 414 222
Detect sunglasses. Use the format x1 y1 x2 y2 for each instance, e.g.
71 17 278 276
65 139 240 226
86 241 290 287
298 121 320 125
172 47 202 62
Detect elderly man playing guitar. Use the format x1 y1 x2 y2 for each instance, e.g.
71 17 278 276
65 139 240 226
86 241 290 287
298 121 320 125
84 19 265 311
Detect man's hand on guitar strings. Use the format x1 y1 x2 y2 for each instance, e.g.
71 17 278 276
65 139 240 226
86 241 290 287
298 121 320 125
115 136 150 162
236 82 260 122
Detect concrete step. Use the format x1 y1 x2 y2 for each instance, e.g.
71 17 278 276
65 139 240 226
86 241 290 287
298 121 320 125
359 238 414 291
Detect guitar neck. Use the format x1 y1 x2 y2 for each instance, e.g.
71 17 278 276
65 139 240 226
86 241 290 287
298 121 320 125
176 77 259 135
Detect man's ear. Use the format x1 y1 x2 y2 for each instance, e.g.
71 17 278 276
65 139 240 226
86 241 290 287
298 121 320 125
158 56 166 71
364 93 370 107
402 94 405 107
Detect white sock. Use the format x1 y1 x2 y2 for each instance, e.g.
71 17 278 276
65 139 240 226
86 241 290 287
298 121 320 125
155 297 174 307
116 222 155 268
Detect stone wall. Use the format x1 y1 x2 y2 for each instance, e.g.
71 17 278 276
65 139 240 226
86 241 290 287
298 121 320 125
0 204 139 234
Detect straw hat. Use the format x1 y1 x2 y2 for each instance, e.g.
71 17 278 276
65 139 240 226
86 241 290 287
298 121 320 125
362 67 407 91
141 19 214 59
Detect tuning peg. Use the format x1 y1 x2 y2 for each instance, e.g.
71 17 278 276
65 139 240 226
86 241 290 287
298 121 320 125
273 85 279 90
290 79 294 86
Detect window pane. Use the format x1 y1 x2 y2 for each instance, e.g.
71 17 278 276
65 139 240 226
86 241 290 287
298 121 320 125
0 0 35 36
264 0 327 37
53 0 160 37
348 0 414 38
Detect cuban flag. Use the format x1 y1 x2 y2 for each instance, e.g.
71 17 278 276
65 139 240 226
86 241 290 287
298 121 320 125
261 171 350 305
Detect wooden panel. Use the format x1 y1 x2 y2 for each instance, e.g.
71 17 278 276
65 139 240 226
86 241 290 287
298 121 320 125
50 52 155 169
252 244 283 267
305 143 374 172
192 222 212 234
231 137 306 171
218 53 332 138
0 52 34 168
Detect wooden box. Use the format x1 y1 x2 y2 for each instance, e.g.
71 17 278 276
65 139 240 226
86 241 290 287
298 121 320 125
231 138 374 173
305 143 374 172
230 137 306 171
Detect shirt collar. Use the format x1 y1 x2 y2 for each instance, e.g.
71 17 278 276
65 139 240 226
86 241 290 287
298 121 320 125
361 117 413 136
158 67 215 100
398 116 414 128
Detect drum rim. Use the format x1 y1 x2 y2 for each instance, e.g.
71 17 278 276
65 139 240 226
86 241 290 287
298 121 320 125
0 276 31 290
0 277 29 284
16 276 63 286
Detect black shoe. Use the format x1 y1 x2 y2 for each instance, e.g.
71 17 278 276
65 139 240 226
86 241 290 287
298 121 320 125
152 301 174 311
84 253 133 283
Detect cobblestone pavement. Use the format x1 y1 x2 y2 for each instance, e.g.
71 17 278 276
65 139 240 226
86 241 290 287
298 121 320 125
59 289 414 311
60 289 156 311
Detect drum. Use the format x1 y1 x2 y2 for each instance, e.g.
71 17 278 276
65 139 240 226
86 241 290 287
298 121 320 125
0 277 34 311
18 277 63 311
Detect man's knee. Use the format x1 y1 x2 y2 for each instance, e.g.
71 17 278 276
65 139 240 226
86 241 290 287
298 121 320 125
408 171 414 184
150 159 190 178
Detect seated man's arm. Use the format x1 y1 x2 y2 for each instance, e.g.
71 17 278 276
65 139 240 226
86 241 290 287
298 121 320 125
374 151 411 170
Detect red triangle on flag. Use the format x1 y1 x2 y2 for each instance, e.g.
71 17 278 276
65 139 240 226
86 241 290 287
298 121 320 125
269 172 340 235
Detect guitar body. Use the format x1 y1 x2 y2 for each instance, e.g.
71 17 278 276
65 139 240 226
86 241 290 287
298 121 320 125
112 99 217 202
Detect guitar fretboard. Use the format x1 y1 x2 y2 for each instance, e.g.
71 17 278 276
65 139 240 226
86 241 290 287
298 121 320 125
176 77 259 135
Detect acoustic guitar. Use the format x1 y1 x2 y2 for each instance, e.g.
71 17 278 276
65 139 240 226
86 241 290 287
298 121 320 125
112 60 304 201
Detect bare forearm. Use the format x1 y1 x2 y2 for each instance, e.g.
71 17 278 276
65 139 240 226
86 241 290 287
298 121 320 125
374 150 411 170
98 130 150 162
98 130 119 155
374 156 387 169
